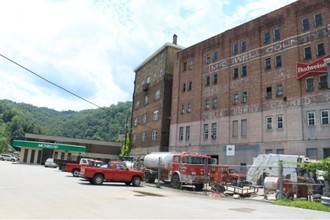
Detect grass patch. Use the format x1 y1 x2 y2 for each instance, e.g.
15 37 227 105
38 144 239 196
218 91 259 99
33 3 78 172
274 199 330 212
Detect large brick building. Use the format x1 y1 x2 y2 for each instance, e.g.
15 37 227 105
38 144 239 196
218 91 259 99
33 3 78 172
169 0 330 166
130 35 184 157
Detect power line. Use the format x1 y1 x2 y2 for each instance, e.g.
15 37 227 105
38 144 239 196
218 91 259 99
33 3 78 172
0 53 102 109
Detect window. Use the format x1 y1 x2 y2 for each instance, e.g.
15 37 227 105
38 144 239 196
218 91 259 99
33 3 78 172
319 75 328 89
241 65 247 77
212 97 218 109
266 87 272 99
135 101 140 109
321 110 329 125
232 43 238 55
141 132 146 142
203 124 209 140
213 73 218 84
182 83 186 92
143 113 147 123
181 104 185 114
265 57 271 70
204 99 210 111
155 90 160 100
159 67 164 76
275 55 282 67
132 134 136 144
133 118 138 126
274 28 281 41
211 123 217 140
241 119 247 137
314 13 322 27
232 120 238 138
242 91 248 103
213 51 218 62
264 32 270 44
317 43 325 57
306 148 318 159
185 126 190 141
188 81 192 91
144 95 149 105
179 127 184 141
205 76 210 86
152 130 157 141
206 54 211 64
153 110 159 121
233 94 238 105
276 149 284 154
302 18 310 31
146 76 150 84
304 47 312 59
266 116 273 130
233 67 239 79
307 111 315 126
265 149 273 154
183 62 187 71
241 40 247 52
277 115 284 129
276 84 283 97
186 103 191 113
306 77 314 92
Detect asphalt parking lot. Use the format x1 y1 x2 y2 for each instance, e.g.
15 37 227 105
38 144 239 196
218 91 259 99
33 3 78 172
0 161 329 219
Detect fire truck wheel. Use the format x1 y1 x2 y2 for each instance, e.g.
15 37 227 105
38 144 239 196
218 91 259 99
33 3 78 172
171 174 181 189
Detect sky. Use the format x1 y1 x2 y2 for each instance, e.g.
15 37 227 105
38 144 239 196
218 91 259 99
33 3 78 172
0 0 296 112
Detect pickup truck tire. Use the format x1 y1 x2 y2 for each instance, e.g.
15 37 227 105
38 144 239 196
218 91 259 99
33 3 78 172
92 174 104 185
131 176 141 187
72 169 80 177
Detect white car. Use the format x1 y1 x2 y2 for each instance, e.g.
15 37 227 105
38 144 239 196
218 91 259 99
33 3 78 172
0 154 19 162
44 158 57 168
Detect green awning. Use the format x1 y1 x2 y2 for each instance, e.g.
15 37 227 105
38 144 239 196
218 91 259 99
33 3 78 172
13 140 86 153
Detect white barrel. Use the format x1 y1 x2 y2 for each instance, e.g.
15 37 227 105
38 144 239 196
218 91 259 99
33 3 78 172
264 176 279 191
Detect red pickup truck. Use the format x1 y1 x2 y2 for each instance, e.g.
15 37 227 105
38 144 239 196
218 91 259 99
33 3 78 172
82 161 144 186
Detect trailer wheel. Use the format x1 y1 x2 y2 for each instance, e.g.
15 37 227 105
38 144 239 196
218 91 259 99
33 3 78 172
171 174 181 189
72 169 80 177
132 176 141 187
145 173 156 183
93 174 104 185
275 192 286 200
195 184 204 191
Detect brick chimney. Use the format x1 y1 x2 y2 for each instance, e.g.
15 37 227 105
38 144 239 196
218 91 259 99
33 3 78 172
173 34 177 45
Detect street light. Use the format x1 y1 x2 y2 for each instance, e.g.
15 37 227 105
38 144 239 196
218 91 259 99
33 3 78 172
324 58 330 89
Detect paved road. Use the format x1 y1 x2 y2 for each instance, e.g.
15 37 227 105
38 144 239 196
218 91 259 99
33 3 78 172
0 161 329 219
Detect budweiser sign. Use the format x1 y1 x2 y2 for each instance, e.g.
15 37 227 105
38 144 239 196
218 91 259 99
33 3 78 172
297 54 330 79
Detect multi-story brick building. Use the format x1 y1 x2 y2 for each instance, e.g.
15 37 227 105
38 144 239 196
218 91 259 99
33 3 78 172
130 35 184 157
169 0 330 166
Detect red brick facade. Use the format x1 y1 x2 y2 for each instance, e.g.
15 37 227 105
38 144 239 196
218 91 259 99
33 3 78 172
169 0 330 166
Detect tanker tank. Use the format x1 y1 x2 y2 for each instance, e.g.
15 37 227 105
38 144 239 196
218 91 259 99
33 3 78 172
143 152 173 172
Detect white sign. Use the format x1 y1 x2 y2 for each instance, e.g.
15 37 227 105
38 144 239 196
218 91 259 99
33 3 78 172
226 145 235 156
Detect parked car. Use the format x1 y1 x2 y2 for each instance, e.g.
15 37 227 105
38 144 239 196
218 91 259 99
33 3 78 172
0 154 19 162
44 158 57 168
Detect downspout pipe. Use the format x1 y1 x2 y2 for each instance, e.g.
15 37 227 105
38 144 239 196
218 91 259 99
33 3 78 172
324 58 330 89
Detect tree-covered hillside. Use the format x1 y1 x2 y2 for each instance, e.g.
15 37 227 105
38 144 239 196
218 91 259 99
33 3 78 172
0 99 132 153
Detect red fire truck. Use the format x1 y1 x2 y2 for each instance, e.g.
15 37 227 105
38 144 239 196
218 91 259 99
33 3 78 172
143 152 214 190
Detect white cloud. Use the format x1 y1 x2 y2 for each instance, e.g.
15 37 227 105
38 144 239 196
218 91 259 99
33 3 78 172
0 0 296 111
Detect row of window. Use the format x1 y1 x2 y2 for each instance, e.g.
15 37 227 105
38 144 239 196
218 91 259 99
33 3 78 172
306 74 328 92
265 148 320 159
202 12 323 65
133 110 159 126
140 67 165 88
132 130 158 144
177 110 329 142
135 89 161 109
307 110 329 126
